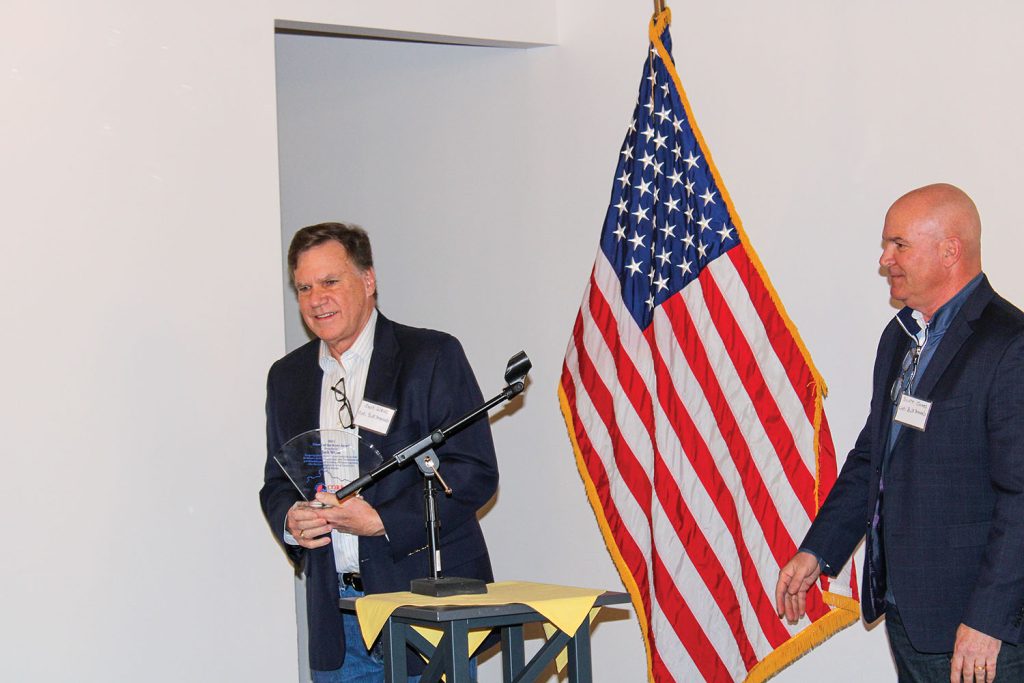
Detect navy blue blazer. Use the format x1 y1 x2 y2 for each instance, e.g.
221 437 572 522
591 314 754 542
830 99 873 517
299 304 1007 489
803 276 1024 652
259 312 498 671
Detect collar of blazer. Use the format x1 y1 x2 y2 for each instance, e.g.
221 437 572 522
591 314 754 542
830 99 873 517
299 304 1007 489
356 313 400 484
907 274 994 401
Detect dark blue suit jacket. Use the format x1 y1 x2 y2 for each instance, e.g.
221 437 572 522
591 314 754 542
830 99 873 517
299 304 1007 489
803 276 1024 652
260 313 498 671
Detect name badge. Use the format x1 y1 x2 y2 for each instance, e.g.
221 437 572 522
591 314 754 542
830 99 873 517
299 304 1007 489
354 400 396 435
894 394 932 431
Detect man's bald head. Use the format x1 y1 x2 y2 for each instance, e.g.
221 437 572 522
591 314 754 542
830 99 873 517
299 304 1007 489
879 183 983 319
886 183 982 271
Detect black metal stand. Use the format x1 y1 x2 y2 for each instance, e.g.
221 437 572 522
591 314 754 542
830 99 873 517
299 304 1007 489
409 449 487 597
333 351 531 596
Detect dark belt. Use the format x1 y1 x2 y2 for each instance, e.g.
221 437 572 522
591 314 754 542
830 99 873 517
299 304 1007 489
340 572 363 592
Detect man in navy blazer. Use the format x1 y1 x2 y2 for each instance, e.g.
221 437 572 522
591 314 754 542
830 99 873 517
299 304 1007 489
260 222 498 681
775 184 1024 682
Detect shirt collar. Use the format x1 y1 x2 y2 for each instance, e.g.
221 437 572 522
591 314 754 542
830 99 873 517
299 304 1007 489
894 272 984 343
318 308 378 372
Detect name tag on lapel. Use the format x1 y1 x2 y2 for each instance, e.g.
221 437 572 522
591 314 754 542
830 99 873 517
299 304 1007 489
354 400 396 435
894 394 932 431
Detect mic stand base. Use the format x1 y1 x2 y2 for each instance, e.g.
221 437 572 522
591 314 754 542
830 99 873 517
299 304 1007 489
410 576 488 597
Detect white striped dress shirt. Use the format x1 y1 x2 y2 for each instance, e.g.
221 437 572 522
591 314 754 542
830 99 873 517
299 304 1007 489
317 309 377 573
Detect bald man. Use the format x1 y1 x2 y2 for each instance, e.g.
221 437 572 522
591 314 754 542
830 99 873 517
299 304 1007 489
776 184 1024 682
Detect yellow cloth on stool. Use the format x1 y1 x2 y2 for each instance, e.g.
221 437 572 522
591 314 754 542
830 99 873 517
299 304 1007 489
354 581 605 668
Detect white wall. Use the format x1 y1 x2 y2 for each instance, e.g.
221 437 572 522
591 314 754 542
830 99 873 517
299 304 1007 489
1 2 287 680
5 0 1024 681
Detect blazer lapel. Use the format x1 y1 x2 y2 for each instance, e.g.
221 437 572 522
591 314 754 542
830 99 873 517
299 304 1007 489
915 277 994 400
884 277 992 455
914 319 973 400
290 341 324 439
364 311 400 412
359 312 401 501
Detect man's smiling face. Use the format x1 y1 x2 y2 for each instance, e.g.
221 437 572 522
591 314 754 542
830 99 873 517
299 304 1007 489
293 240 376 359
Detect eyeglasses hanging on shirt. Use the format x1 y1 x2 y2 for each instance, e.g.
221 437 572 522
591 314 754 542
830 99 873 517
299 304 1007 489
889 326 928 405
331 376 355 429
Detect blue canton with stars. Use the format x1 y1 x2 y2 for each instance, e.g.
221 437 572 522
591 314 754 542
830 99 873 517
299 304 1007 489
600 26 738 330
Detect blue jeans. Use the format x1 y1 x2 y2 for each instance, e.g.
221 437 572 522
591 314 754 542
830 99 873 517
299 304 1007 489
311 584 422 683
885 601 1024 682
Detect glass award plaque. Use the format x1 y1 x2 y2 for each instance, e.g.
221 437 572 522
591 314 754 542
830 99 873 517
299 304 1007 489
274 428 383 506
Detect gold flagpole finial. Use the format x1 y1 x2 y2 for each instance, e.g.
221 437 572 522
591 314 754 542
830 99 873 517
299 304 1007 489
653 0 666 17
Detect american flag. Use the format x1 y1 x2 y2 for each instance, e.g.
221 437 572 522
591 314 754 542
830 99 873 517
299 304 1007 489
558 9 859 682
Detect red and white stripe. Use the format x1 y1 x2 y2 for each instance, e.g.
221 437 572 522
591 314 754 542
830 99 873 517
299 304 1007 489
562 247 848 681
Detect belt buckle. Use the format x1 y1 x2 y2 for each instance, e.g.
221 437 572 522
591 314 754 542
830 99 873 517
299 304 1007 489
342 572 363 592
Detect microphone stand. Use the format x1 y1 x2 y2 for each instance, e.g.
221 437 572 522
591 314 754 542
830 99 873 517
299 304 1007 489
333 351 531 596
